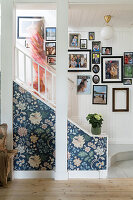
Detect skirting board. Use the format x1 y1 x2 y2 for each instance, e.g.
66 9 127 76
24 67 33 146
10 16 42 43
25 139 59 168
13 170 108 179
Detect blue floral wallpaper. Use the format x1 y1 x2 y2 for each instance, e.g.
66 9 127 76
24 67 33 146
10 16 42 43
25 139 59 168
13 82 107 171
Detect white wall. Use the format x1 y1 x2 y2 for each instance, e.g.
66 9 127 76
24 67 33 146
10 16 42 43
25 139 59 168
68 27 133 144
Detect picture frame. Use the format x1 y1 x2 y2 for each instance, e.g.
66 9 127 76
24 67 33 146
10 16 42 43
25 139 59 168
123 79 132 85
89 32 95 40
17 16 44 39
77 75 91 95
45 42 56 56
124 52 133 64
92 41 101 52
68 49 91 72
93 85 107 105
92 65 100 73
69 33 81 48
102 47 112 55
123 64 133 78
47 56 56 65
101 56 123 83
80 39 87 49
93 75 100 84
92 53 100 64
112 88 129 112
46 27 56 41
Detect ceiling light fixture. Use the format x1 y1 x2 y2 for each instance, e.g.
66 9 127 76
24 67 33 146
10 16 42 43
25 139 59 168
101 15 113 40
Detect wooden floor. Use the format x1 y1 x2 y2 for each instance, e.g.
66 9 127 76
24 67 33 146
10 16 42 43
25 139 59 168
1 179 133 200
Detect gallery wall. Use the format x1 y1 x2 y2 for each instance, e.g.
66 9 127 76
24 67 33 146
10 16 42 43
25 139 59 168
68 27 133 144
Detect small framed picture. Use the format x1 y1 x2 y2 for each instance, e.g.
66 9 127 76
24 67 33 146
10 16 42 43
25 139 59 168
92 41 101 52
80 39 87 49
25 40 30 48
112 88 129 112
93 85 107 105
101 56 123 83
123 64 133 78
69 33 80 48
89 32 95 40
68 50 91 72
93 75 100 84
92 65 100 73
123 79 132 85
92 53 100 64
47 56 56 65
124 52 133 64
45 42 56 56
77 75 91 94
46 27 56 41
102 47 112 55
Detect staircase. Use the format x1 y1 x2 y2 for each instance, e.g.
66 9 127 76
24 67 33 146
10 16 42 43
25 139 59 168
13 43 108 178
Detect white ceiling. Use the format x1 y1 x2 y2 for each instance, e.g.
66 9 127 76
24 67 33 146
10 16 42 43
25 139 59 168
68 4 133 27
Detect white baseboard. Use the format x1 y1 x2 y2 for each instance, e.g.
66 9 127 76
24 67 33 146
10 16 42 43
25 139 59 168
13 171 55 179
68 170 107 179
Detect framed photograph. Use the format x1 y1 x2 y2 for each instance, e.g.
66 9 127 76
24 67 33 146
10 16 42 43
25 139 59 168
102 47 112 55
77 75 91 95
80 39 87 49
69 33 81 48
25 40 30 48
47 56 56 65
45 42 56 56
123 64 133 78
89 32 95 40
17 16 44 39
112 88 129 112
68 50 91 72
101 56 123 83
93 85 107 105
123 79 132 85
92 65 100 73
93 75 100 84
124 52 133 64
46 27 56 41
92 53 100 64
92 41 101 52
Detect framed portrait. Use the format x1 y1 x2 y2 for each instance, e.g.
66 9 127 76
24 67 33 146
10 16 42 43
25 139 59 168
89 32 95 40
93 75 100 84
47 56 56 65
68 50 91 72
45 42 56 56
101 56 123 83
92 65 100 73
112 88 129 112
80 39 87 49
46 27 56 41
92 41 101 52
17 16 44 39
102 47 112 55
92 53 100 64
93 85 107 105
69 33 81 48
123 64 133 78
77 75 91 95
124 52 133 64
123 79 132 85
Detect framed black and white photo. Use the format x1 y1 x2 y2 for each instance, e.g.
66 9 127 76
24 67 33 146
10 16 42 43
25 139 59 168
101 56 123 83
102 47 112 55
46 27 56 41
17 16 44 39
80 39 87 49
92 65 100 73
68 50 91 72
93 75 100 84
93 85 107 105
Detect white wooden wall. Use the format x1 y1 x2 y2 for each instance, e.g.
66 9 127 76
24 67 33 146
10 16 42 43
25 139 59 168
68 27 133 144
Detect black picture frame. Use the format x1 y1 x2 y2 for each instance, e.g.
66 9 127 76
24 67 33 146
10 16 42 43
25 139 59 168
101 56 123 83
123 79 132 85
68 49 91 72
47 56 56 65
92 53 100 64
92 65 100 73
93 75 100 84
45 42 56 56
102 47 112 55
93 85 108 105
46 27 56 41
92 41 101 52
89 32 95 40
17 16 43 39
80 39 87 49
124 52 133 64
